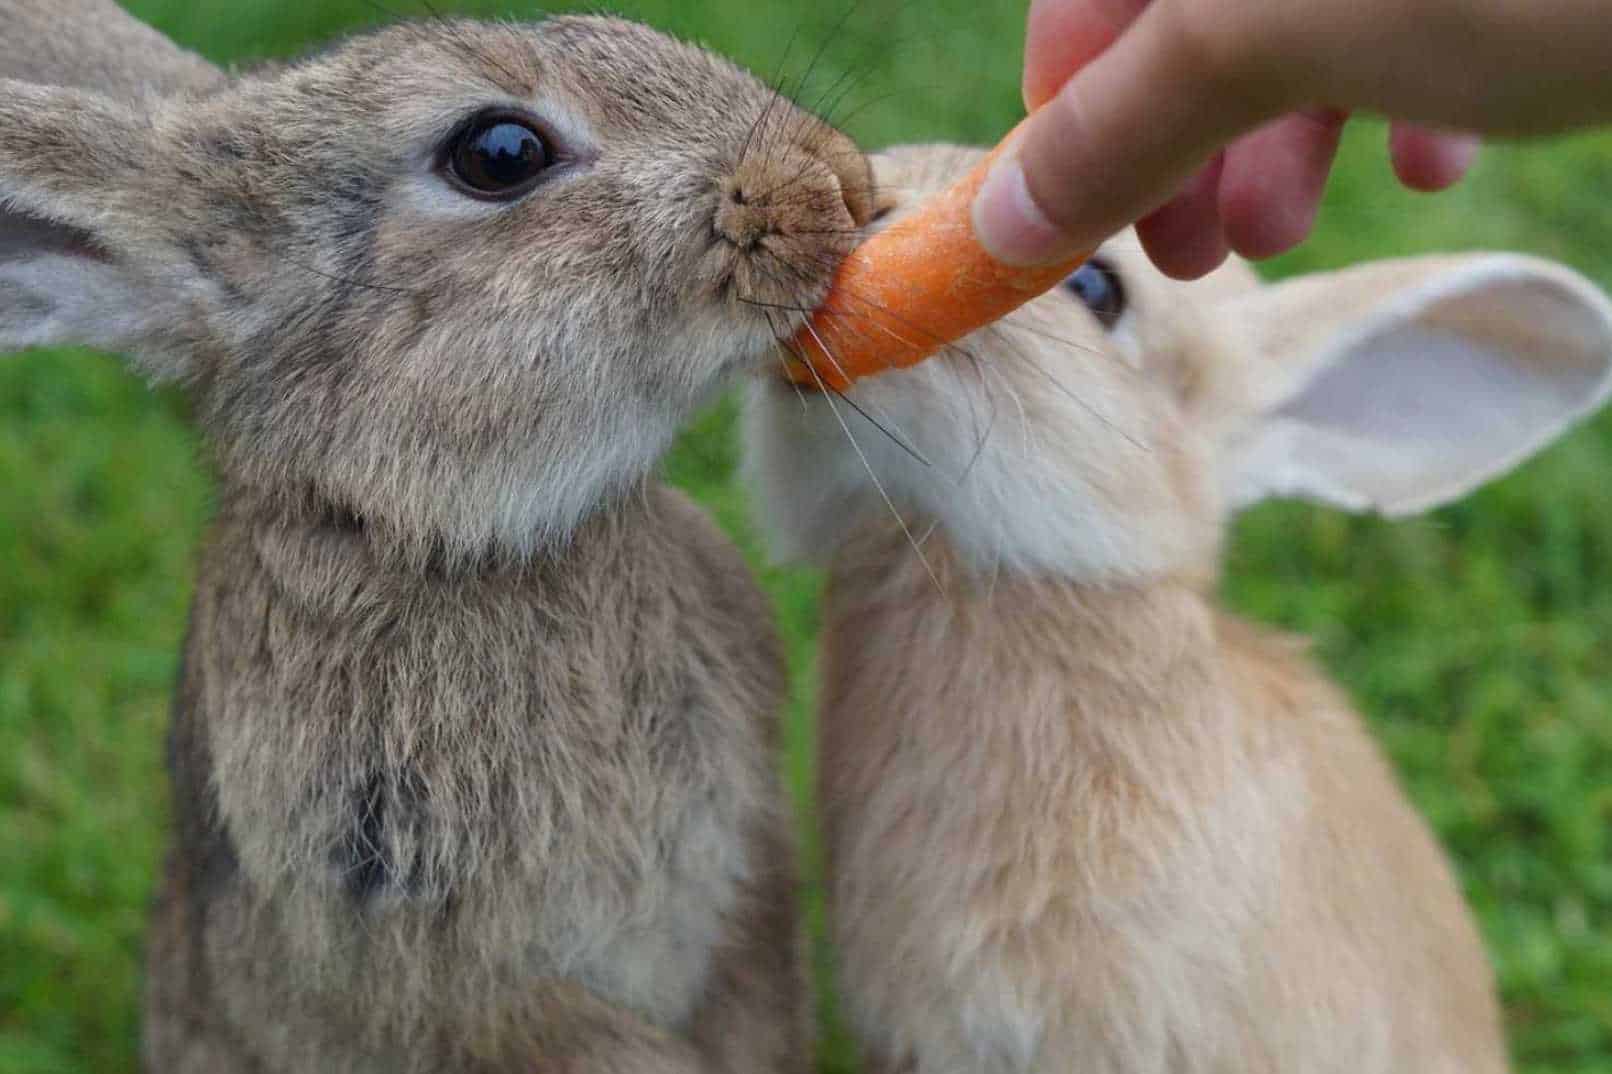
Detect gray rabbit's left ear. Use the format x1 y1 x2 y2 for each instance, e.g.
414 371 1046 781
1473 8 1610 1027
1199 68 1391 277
0 80 201 377
1218 254 1612 517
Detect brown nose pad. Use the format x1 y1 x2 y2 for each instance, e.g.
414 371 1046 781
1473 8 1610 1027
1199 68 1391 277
716 134 875 251
716 175 772 250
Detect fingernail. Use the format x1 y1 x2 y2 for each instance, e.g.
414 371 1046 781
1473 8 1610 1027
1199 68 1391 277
972 155 1069 267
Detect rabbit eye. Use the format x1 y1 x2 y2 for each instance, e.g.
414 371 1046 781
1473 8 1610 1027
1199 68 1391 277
446 114 552 199
1063 259 1127 330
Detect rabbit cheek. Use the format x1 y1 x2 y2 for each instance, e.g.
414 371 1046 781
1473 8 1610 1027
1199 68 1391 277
178 234 264 313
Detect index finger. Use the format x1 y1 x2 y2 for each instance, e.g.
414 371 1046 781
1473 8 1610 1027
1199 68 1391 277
977 0 1287 266
1023 0 1154 109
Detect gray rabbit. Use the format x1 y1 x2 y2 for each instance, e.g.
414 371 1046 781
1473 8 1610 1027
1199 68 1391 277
0 1 874 1070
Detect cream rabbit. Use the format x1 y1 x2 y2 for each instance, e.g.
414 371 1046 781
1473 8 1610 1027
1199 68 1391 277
744 144 1612 1073
0 1 875 1070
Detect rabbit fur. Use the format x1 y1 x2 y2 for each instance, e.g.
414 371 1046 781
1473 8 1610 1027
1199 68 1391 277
744 144 1612 1074
0 1 877 1070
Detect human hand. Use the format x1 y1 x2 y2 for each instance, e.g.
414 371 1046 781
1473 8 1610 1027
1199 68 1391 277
975 0 1612 278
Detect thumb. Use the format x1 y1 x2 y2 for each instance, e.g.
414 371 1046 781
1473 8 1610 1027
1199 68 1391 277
974 0 1283 266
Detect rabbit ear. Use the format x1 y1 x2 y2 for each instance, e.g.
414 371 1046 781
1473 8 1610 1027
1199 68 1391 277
1219 254 1612 517
0 80 193 373
0 0 223 97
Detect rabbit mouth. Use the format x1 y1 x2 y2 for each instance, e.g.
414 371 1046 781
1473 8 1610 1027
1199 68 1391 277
729 318 814 384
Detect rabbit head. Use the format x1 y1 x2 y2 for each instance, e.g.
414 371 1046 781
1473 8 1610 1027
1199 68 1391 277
0 15 872 565
745 143 1612 581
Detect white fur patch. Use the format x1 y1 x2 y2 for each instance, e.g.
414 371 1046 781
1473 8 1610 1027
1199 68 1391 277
742 323 1214 581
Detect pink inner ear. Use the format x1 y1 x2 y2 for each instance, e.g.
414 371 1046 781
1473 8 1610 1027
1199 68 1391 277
1240 261 1612 517
1272 323 1577 511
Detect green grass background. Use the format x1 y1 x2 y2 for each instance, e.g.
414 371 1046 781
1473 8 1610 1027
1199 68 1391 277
3 1 1611 1071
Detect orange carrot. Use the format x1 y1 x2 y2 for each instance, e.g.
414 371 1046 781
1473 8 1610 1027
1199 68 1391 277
782 117 1090 392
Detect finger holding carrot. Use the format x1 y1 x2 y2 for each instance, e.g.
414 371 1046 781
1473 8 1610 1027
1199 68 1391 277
974 0 1612 279
786 0 1612 390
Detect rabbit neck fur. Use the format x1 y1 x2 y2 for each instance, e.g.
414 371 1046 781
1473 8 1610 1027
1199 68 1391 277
147 482 802 1071
817 527 1504 1074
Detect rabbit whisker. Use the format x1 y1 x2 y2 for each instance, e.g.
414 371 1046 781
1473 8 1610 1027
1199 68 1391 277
752 145 828 210
734 292 882 328
734 295 822 314
798 0 964 134
824 385 932 468
750 259 918 362
739 16 806 166
976 342 1036 467
286 258 419 297
756 8 848 167
795 320 943 593
947 342 1002 486
987 325 1151 455
358 0 406 25
801 52 868 132
418 0 530 92
761 310 812 412
743 291 929 465
823 84 934 136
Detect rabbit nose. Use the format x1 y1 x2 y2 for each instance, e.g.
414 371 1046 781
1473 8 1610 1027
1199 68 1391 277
715 176 773 251
716 132 874 251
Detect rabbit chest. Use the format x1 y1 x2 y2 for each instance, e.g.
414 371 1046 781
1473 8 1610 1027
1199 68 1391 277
181 487 784 1031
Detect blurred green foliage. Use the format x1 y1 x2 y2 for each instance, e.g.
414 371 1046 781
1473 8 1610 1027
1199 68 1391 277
3 2 1611 1072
